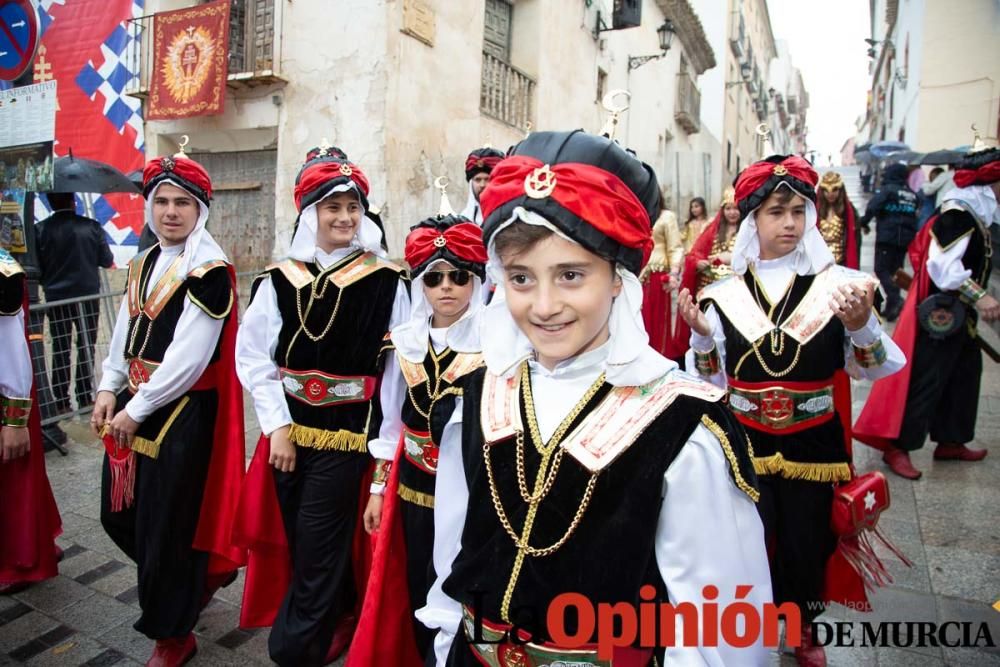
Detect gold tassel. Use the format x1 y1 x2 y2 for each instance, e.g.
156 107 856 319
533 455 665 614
753 453 852 482
289 423 368 452
398 483 435 508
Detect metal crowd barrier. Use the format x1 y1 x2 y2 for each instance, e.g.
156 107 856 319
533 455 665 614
26 269 262 433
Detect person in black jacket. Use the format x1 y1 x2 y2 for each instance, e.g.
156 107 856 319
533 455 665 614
35 193 113 412
859 163 918 320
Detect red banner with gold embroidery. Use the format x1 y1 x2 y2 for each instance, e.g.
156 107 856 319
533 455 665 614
147 0 229 120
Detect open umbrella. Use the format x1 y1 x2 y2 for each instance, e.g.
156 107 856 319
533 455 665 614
920 149 965 165
46 154 140 194
884 150 925 166
869 141 910 159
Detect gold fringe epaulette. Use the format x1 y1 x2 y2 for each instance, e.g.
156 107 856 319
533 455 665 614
753 452 852 482
398 483 435 508
288 422 368 452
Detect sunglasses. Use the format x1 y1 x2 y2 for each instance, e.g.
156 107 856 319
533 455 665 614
422 269 472 288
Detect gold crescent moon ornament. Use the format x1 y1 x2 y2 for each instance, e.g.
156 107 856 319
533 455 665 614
434 176 449 191
970 123 988 153
755 124 775 159
599 89 631 141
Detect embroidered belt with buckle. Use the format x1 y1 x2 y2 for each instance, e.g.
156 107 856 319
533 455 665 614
128 357 219 394
402 426 438 474
727 379 835 435
279 368 375 406
461 607 649 667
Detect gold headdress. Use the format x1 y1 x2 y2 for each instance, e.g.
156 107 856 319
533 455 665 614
721 186 736 206
819 171 845 192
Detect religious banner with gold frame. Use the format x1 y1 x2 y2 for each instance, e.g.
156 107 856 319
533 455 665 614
147 0 230 120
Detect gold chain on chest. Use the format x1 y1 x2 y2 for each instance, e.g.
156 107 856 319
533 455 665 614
485 362 605 622
293 272 345 343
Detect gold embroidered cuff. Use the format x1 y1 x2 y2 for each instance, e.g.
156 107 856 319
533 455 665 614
853 338 888 368
1 396 31 428
693 345 721 376
372 458 392 487
959 278 987 303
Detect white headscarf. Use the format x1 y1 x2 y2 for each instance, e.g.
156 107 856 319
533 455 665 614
460 180 483 225
144 179 227 275
478 208 674 387
288 182 387 262
731 182 835 276
942 184 1000 227
391 258 485 362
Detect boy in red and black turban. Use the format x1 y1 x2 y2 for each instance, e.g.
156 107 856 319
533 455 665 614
92 153 246 666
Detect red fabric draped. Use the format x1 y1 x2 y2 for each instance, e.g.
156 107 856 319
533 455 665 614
0 287 62 586
347 435 423 667
642 272 674 356
405 223 488 269
234 435 374 629
852 220 936 450
193 265 247 575
666 212 721 359
843 200 860 270
480 156 654 265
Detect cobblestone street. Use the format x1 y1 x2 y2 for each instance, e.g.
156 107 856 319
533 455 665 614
1 169 998 666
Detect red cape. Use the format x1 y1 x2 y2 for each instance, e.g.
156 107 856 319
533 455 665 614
0 287 62 586
667 212 722 359
641 272 674 357
233 435 374 628
346 435 423 667
852 220 935 450
193 266 247 575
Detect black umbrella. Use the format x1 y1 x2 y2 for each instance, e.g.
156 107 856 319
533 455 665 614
920 149 965 165
884 150 925 166
46 154 140 194
126 168 144 190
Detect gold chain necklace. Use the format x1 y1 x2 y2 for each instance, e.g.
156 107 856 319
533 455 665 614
484 361 606 622
294 276 345 342
748 268 801 377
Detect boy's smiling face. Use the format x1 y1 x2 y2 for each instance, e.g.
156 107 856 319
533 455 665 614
501 232 621 371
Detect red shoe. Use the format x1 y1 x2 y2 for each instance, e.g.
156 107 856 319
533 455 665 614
794 623 827 667
324 615 357 664
145 634 197 667
933 443 988 461
883 447 922 480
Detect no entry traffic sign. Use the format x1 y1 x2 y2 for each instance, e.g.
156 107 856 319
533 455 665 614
0 0 39 82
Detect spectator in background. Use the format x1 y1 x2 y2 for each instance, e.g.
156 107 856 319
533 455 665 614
922 164 957 209
35 193 113 413
917 167 945 228
859 163 919 321
681 196 711 251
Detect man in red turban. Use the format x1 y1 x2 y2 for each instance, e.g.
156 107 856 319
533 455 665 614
460 146 504 224
92 153 246 666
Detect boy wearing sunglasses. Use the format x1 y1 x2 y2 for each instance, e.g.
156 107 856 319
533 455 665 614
235 147 409 666
417 130 772 666
350 212 488 666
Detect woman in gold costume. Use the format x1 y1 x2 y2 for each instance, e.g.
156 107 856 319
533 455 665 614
817 171 860 269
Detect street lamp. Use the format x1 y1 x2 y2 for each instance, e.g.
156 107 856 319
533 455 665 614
627 18 676 70
726 61 753 88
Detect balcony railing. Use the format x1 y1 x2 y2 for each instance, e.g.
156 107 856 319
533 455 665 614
674 72 701 135
124 0 283 98
480 51 535 131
